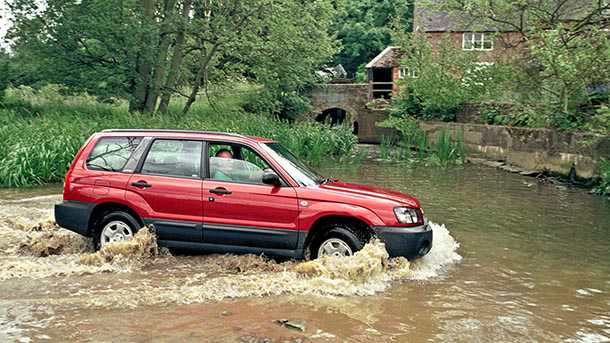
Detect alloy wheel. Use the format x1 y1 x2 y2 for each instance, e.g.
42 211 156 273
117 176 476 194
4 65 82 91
100 220 133 248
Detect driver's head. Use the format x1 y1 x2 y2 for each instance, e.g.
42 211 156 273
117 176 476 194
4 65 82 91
215 149 233 159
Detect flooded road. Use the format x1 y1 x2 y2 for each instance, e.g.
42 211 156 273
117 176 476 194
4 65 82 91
1 161 609 342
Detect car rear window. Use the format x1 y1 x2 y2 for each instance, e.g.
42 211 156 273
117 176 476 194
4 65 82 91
141 139 203 178
86 137 143 172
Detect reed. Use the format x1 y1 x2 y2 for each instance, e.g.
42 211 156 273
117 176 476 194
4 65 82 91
593 158 610 197
0 86 357 187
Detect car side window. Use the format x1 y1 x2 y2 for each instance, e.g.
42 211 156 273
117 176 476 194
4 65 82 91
208 143 271 184
87 137 142 172
141 140 202 178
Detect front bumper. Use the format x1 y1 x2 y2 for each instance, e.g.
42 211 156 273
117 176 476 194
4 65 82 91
54 201 94 236
373 222 433 260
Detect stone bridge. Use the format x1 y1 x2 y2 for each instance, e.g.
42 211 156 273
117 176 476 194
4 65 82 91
308 84 393 143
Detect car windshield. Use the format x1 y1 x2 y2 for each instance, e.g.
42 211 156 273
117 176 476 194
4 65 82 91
260 142 323 186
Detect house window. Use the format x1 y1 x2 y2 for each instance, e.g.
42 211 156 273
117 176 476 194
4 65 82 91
463 32 494 51
399 67 418 79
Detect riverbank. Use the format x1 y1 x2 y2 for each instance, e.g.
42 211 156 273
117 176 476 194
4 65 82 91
419 121 610 179
0 86 356 187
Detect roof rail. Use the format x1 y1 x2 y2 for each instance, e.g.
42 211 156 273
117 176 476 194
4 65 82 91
101 129 244 137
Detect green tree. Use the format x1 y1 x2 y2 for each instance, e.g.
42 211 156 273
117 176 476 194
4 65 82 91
331 0 413 77
6 0 337 115
0 50 10 100
527 26 610 125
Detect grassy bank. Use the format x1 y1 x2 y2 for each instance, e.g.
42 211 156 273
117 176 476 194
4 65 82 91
0 85 357 187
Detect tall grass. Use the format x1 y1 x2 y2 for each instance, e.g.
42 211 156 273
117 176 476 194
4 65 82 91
429 128 466 166
593 158 610 197
0 85 357 187
376 115 466 165
379 135 396 160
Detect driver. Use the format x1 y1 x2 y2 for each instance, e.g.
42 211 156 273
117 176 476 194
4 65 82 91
211 148 266 183
212 149 234 181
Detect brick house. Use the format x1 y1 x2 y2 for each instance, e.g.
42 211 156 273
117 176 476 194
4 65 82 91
365 1 601 101
365 47 406 100
365 3 528 100
412 5 528 64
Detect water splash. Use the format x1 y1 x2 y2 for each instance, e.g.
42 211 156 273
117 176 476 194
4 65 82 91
0 217 91 257
0 218 158 280
408 222 463 280
81 227 461 308
84 240 411 308
0 199 462 305
79 227 162 266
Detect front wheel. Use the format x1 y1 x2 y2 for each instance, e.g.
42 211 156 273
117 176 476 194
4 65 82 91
96 211 140 250
311 225 365 259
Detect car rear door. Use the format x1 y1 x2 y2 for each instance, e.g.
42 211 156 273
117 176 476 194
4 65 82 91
126 139 204 242
202 141 299 250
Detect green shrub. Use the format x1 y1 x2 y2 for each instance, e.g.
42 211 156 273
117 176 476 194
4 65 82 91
0 85 357 187
241 88 313 121
593 159 610 197
392 34 513 123
390 90 423 118
586 106 610 135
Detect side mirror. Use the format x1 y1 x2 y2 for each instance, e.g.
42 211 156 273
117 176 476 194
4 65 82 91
262 170 281 187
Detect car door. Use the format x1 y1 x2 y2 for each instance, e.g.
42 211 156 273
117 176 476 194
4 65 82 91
126 139 204 242
203 141 299 250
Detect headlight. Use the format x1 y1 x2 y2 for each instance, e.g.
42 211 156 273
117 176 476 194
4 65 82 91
394 207 420 224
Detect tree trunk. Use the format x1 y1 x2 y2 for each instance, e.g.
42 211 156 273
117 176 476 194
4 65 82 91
145 0 177 113
131 0 155 113
561 84 569 114
158 0 192 113
182 43 220 115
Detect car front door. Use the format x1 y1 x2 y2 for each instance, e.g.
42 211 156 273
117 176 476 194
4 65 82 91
203 142 299 250
126 139 204 242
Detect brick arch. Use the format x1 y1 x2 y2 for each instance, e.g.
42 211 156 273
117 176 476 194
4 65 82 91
312 104 360 126
308 84 392 143
309 83 368 131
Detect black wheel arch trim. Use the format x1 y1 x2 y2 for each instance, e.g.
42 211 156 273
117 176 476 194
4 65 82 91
54 200 96 236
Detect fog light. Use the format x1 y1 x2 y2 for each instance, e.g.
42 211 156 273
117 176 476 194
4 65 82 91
419 240 431 256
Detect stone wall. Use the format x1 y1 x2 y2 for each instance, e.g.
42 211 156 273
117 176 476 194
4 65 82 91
420 121 610 178
357 109 395 143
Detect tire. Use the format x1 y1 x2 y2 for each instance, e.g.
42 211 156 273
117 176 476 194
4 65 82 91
310 224 366 259
95 211 140 250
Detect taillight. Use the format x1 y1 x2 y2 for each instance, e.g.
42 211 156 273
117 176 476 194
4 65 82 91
63 169 71 199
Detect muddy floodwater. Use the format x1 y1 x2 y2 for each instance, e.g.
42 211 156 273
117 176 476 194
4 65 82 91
1 161 609 342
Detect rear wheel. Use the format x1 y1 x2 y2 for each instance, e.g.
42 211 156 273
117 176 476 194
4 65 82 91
96 211 140 250
311 225 366 259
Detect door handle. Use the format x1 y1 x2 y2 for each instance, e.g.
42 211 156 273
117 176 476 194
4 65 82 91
209 187 231 195
131 180 152 188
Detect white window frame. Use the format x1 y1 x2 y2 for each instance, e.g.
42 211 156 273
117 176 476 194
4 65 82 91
462 32 494 51
399 67 418 79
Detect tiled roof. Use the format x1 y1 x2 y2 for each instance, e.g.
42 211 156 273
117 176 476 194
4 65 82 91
414 0 594 33
365 47 405 69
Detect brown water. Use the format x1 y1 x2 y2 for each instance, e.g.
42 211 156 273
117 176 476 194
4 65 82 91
1 161 609 342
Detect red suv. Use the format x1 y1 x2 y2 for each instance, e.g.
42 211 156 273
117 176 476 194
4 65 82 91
55 129 432 260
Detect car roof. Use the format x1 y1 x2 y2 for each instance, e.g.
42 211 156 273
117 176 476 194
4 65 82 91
99 129 275 143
